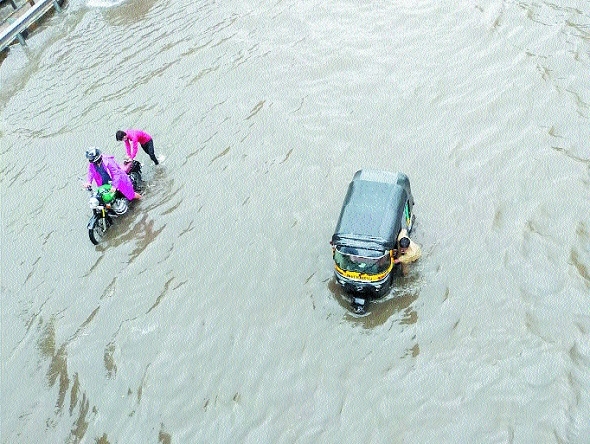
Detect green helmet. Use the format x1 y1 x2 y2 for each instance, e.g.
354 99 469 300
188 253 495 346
97 184 115 203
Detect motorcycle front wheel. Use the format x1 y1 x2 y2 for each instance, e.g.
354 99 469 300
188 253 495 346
89 216 109 245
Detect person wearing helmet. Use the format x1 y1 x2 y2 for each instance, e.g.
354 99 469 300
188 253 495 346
393 228 421 275
116 129 159 165
83 148 141 200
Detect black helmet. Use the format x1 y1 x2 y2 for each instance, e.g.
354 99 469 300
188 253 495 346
399 237 411 249
85 147 102 163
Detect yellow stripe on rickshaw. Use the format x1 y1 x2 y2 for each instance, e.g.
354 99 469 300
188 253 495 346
334 263 393 282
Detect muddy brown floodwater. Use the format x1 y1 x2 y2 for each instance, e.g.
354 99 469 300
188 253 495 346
2 0 589 442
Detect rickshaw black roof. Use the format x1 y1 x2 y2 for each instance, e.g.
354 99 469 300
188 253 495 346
332 170 413 251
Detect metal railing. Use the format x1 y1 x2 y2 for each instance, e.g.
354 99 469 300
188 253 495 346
0 0 64 52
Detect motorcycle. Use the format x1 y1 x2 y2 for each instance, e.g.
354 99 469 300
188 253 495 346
86 160 142 245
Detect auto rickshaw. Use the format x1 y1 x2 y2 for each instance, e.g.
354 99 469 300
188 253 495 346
331 169 415 313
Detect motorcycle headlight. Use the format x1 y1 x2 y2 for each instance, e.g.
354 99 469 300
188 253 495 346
89 197 100 209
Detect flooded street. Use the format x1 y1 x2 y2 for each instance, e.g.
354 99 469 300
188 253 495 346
1 0 589 442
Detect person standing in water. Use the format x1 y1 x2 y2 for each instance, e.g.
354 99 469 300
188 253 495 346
116 129 159 165
393 228 421 275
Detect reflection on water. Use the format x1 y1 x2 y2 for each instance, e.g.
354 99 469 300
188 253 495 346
36 317 80 439
104 341 117 378
38 317 70 414
158 428 172 444
101 0 159 24
328 276 421 360
34 310 108 443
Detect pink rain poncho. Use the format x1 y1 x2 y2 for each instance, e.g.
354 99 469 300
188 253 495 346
86 154 135 200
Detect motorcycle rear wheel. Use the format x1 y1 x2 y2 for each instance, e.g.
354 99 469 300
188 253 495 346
129 171 142 192
89 216 109 245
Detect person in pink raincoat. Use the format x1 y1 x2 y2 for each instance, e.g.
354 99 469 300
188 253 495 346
116 129 159 165
83 148 141 200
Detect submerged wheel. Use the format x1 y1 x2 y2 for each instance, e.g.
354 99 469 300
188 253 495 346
129 172 142 192
351 297 367 314
89 217 109 245
351 303 367 315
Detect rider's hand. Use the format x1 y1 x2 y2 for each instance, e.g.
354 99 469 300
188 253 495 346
82 182 91 189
